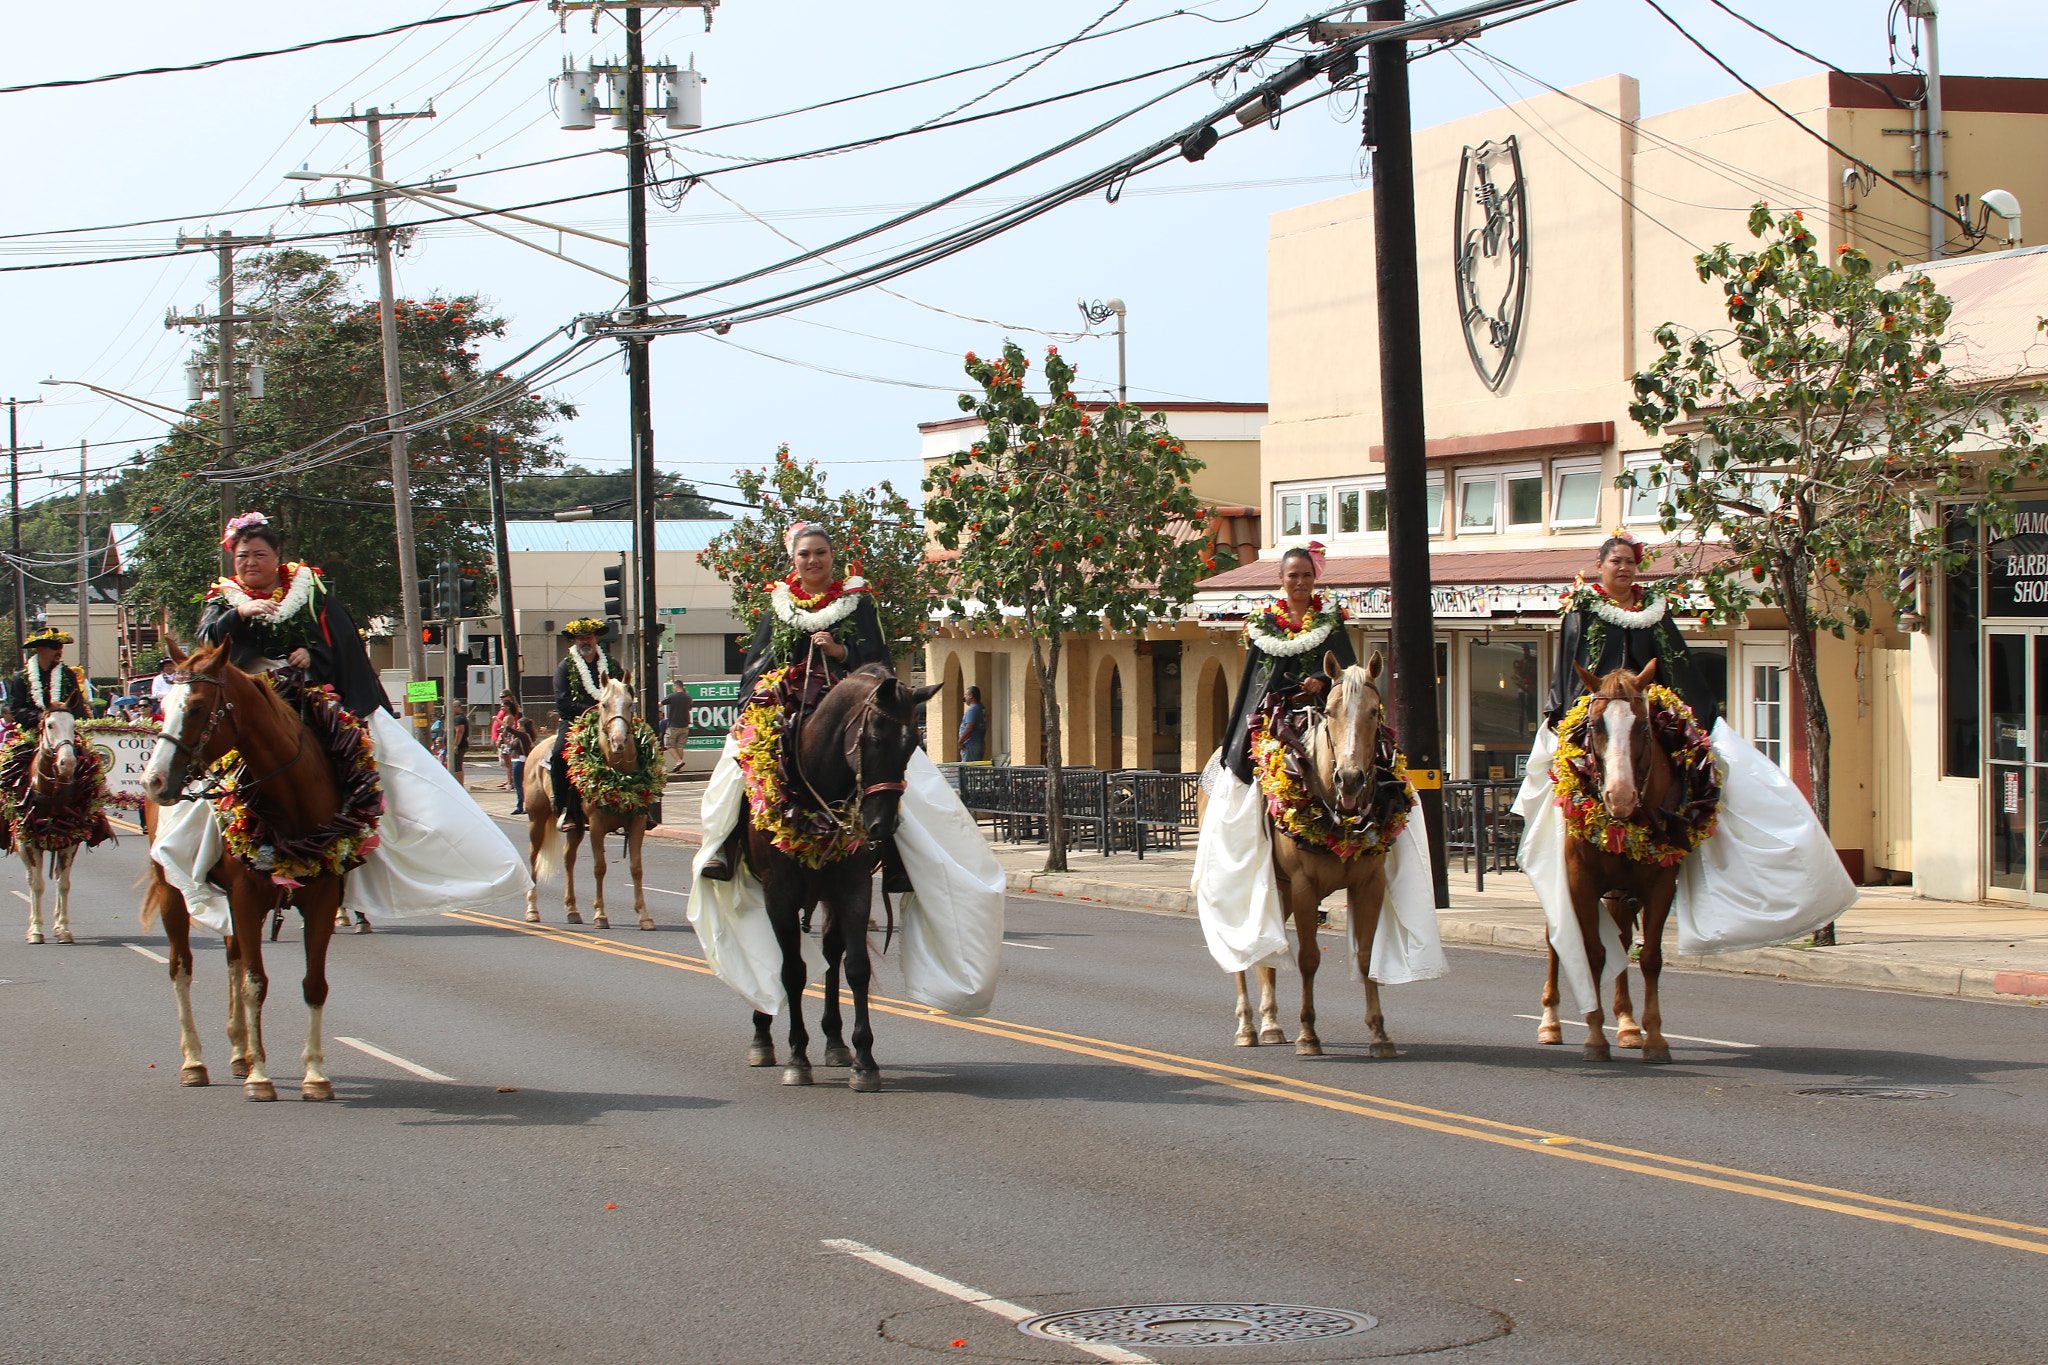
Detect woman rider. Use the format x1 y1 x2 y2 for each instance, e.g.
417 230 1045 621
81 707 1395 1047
701 522 889 882
1515 531 1855 1021
151 512 529 930
1218 544 1357 786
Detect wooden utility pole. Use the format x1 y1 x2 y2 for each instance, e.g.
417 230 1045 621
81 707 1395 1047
487 449 520 706
623 7 661 695
2 398 42 668
74 443 90 683
1367 0 1450 904
167 231 273 574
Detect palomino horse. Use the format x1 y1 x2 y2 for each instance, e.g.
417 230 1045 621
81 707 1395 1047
1240 650 1404 1058
745 665 941 1092
13 710 100 944
138 639 348 1100
522 677 657 931
1538 659 1682 1064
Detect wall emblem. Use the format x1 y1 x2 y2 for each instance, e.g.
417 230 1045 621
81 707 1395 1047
1454 136 1528 392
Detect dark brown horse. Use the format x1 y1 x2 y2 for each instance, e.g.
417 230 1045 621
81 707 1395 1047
138 638 349 1101
1539 659 1681 1064
743 665 940 1093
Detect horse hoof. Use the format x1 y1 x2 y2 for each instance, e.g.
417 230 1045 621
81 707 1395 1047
1537 1026 1564 1045
231 1059 251 1079
781 1065 813 1087
1616 1029 1645 1050
1369 1042 1399 1060
1643 1045 1672 1065
354 918 372 934
25 932 41 945
822 1045 853 1068
1234 1033 1258 1047
1582 1044 1612 1062
1258 1027 1286 1046
54 931 73 944
301 1079 335 1101
179 1064 210 1087
637 918 656 931
849 1069 882 1093
245 1080 277 1102
746 1044 776 1068
593 915 610 930
1295 1038 1323 1057
524 908 540 923
565 911 582 925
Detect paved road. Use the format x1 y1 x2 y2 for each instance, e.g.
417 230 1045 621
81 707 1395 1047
1 823 2042 1365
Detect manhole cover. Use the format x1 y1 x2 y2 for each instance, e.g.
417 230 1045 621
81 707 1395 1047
1018 1304 1377 1348
1791 1086 1952 1100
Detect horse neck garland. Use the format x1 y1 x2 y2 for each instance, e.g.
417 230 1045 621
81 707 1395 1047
208 676 384 888
1245 596 1345 658
0 729 110 853
563 706 662 816
731 665 865 869
1251 706 1414 860
1550 683 1721 866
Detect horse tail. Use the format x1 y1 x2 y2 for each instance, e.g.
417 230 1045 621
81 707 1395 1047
139 856 175 931
533 820 564 885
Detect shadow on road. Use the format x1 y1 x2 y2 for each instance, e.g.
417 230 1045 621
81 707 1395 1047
332 1080 728 1127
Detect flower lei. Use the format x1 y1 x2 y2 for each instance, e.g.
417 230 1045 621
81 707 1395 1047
732 666 865 869
1245 596 1346 658
768 575 869 668
1250 713 1415 860
565 647 613 707
1550 683 1721 867
207 561 321 623
0 730 113 853
562 707 663 816
1560 577 1669 664
24 661 81 714
209 676 383 888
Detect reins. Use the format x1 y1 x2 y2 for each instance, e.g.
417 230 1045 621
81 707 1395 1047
160 668 312 801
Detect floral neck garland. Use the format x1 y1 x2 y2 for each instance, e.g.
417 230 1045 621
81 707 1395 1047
208 561 321 624
566 647 613 706
1550 683 1721 867
772 575 868 631
1250 711 1415 860
731 665 866 869
1245 595 1346 658
24 661 78 714
0 729 113 853
562 707 663 816
207 676 383 888
1560 578 1671 665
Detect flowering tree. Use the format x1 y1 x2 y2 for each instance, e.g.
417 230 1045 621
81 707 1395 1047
701 447 945 663
922 341 1209 872
1629 206 2042 932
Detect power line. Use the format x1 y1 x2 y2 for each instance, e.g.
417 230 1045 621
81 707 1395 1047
1702 0 1908 109
0 1 540 96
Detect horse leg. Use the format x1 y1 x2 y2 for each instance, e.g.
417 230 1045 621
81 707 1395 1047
224 937 252 1079
1353 860 1397 1059
747 1011 777 1068
590 823 610 929
562 827 584 924
1256 964 1285 1046
1578 904 1611 1063
768 898 813 1085
839 879 881 1092
232 900 277 1101
21 847 43 944
1639 878 1677 1065
820 918 851 1068
162 894 208 1086
1609 894 1643 1049
51 847 75 944
524 806 548 923
1294 898 1324 1057
1233 970 1258 1046
630 820 653 931
1537 945 1565 1045
299 889 338 1100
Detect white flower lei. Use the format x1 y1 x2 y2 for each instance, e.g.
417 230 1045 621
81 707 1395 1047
771 575 868 632
1245 603 1342 658
212 562 318 625
26 661 71 713
1584 591 1667 630
568 647 613 702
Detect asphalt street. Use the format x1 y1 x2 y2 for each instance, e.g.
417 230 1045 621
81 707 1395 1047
1 817 2043 1365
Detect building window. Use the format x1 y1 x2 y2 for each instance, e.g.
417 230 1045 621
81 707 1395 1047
1459 476 1497 532
1454 465 1540 535
1508 473 1544 527
1366 488 1387 532
1551 458 1603 527
1623 450 1688 524
1336 487 1361 535
1279 493 1303 538
1305 491 1328 537
1751 663 1785 767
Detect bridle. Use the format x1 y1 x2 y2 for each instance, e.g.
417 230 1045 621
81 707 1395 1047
1306 672 1383 812
157 667 310 800
1586 693 1655 793
31 722 79 791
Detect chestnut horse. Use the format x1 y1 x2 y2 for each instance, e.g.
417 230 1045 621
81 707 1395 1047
1239 651 1404 1059
522 677 657 931
744 665 940 1093
1538 659 1682 1064
138 638 347 1100
14 711 103 944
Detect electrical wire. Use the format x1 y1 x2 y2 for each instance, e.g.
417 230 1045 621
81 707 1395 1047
1702 0 1907 109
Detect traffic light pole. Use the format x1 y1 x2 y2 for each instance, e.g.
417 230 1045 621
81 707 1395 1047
624 7 662 695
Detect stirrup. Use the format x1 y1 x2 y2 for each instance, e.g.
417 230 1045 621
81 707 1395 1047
701 857 735 883
883 869 913 895
558 811 583 833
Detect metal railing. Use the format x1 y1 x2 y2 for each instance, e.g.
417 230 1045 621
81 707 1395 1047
1442 778 1524 890
943 763 1200 858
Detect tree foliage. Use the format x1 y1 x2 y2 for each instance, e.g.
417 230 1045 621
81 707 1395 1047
921 341 1209 871
125 248 574 633
700 446 944 663
501 463 724 520
1629 205 2043 844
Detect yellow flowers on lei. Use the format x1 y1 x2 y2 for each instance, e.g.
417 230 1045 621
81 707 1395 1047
1550 683 1720 866
1250 720 1415 860
208 676 383 888
732 666 865 868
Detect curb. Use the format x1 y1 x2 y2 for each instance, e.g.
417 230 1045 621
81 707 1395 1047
1002 872 2048 1005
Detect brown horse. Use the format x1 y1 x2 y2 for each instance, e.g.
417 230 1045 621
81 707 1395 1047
1539 659 1681 1064
743 665 941 1092
1238 651 1403 1059
137 638 348 1100
14 711 103 944
521 677 656 931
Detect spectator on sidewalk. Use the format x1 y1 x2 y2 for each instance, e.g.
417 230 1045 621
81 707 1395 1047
494 692 536 809
959 685 987 763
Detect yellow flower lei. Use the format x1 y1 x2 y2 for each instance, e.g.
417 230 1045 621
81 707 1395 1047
1251 725 1414 860
1550 683 1718 867
732 666 865 869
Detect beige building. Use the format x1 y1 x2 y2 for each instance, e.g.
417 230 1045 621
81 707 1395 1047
1196 69 2048 894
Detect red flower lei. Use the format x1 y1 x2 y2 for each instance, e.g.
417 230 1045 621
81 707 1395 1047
1261 594 1335 636
782 574 866 611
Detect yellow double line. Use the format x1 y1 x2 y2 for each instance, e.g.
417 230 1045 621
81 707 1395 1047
446 908 2048 1259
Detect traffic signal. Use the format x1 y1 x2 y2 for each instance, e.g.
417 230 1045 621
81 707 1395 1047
457 570 482 619
421 624 444 646
602 557 625 620
417 576 436 622
435 558 459 620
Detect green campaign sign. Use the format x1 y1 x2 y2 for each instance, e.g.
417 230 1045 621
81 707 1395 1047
406 680 440 703
683 679 742 750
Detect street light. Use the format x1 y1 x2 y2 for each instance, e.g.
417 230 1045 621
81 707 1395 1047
38 378 221 441
1077 297 1128 406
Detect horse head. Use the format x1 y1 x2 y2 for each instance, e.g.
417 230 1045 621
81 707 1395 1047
38 709 78 784
595 677 637 771
1573 657 1660 820
142 635 238 805
1317 650 1385 814
848 665 943 845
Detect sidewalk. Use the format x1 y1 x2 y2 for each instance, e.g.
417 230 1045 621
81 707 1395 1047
463 767 2048 1005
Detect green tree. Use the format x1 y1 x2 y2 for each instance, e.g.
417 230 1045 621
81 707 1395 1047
1630 206 2042 932
125 248 573 633
922 342 1209 872
501 463 724 519
700 446 945 665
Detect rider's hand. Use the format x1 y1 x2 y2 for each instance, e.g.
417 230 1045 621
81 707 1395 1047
1299 676 1326 696
236 597 276 619
811 630 846 660
287 648 311 669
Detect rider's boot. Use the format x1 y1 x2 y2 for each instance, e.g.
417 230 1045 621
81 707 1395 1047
700 824 744 882
553 767 585 834
881 838 913 896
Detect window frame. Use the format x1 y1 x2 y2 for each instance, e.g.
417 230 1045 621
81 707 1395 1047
1549 455 1605 529
1622 449 1690 526
1453 462 1542 537
1275 474 1445 544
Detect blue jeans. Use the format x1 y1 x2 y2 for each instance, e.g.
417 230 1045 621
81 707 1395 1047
509 758 527 811
960 738 986 763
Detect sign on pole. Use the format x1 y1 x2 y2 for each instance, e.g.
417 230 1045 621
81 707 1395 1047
682 679 741 750
406 679 440 704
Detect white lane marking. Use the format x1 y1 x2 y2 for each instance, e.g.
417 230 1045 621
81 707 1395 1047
822 1239 1154 1365
1002 940 1053 950
644 886 689 896
335 1037 456 1082
1512 1014 1756 1049
10 890 27 903
127 944 171 964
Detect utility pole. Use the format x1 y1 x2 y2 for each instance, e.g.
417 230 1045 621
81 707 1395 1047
2 398 42 667
1367 0 1450 905
75 443 90 683
623 8 662 695
168 231 273 573
1078 298 1129 406
487 449 520 706
312 103 436 683
1911 0 1946 258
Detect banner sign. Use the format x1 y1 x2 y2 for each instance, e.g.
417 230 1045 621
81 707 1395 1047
406 680 440 703
79 721 160 809
1985 501 2048 618
682 680 742 750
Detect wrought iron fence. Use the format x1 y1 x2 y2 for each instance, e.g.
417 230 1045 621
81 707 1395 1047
1441 778 1524 890
943 763 1201 857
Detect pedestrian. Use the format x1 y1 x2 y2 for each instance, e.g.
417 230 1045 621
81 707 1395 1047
958 685 988 763
661 681 691 760
495 691 536 812
148 655 177 718
450 706 471 780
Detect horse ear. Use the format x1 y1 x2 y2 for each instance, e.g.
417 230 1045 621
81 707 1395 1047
165 633 187 666
1365 650 1383 683
911 681 943 706
1323 649 1343 680
1637 658 1660 687
1574 661 1602 690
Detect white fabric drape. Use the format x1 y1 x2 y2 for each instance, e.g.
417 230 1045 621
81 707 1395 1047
1193 769 1446 984
686 741 1006 1017
151 709 532 933
1516 717 1858 1015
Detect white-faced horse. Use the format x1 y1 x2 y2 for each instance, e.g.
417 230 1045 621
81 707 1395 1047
522 678 658 931
12 710 103 945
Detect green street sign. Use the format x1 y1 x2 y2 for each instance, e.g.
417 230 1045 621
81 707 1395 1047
406 680 440 703
657 606 688 616
683 679 741 749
